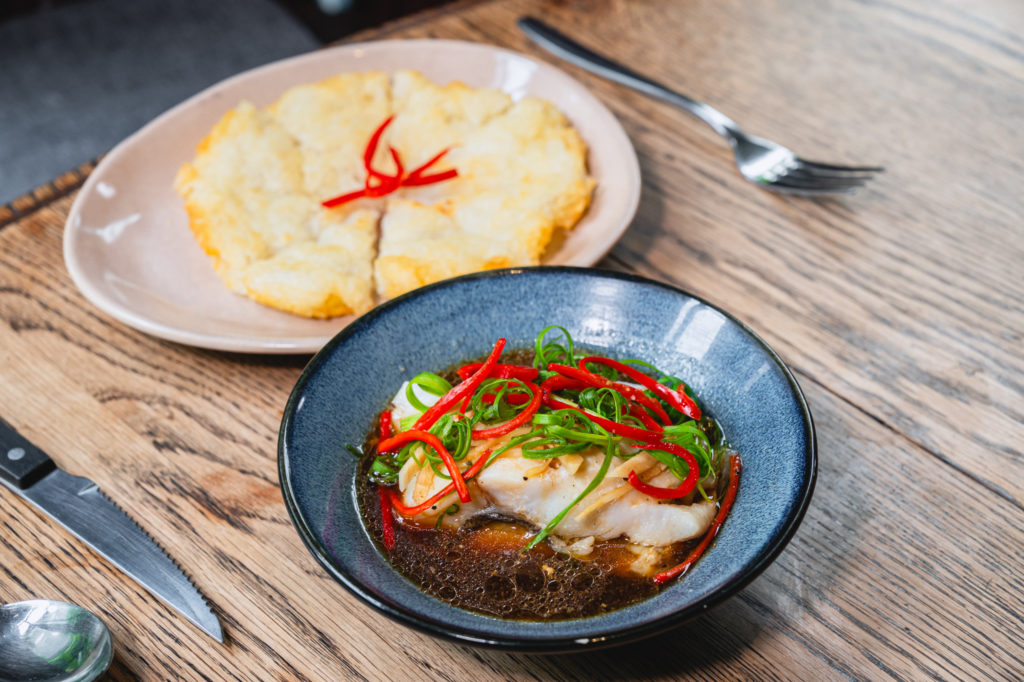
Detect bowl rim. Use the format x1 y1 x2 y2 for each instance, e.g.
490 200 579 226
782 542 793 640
278 266 817 652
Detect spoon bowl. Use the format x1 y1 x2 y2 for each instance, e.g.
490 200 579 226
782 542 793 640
0 600 112 682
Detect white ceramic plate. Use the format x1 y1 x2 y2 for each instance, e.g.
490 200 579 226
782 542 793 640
63 40 641 354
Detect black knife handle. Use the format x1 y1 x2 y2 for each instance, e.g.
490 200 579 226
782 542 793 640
0 418 56 489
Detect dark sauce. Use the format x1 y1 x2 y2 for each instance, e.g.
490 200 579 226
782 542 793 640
355 348 723 620
357 479 698 619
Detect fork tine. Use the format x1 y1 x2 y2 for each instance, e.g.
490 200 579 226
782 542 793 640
764 177 863 195
780 169 873 188
774 173 871 190
763 183 858 197
794 158 884 175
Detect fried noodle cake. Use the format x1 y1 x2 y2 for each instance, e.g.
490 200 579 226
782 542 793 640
175 70 594 318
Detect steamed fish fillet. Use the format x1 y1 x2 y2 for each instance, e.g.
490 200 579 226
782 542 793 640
395 427 716 548
473 447 716 547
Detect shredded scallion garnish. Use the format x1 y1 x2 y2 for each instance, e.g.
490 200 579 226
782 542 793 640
367 325 733 559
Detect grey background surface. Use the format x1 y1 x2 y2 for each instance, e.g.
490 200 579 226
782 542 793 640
0 0 320 206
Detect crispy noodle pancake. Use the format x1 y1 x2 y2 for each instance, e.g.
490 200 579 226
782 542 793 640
174 70 594 318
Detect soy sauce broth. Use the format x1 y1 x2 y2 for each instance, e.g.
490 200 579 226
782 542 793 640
357 478 698 619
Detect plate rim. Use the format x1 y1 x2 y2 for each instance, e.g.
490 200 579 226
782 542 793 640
278 265 817 652
62 39 642 354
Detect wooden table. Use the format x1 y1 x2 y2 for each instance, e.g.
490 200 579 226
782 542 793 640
2 0 1021 678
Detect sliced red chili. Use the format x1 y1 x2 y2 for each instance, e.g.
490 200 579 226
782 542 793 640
414 338 506 431
403 148 451 183
377 485 396 550
544 394 664 442
539 375 588 393
377 429 470 503
579 356 702 421
627 403 664 431
653 454 741 584
322 187 367 208
542 371 661 430
480 392 531 406
378 409 394 443
322 116 458 208
374 146 405 188
388 448 492 517
457 363 539 382
362 115 395 181
472 383 541 439
626 441 700 499
548 363 672 425
401 168 458 186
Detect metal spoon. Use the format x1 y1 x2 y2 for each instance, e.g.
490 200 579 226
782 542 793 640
0 600 112 682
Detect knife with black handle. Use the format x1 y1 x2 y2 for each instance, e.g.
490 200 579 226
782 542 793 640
0 417 223 642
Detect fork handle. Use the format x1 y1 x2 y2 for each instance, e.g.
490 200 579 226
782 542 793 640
518 17 741 142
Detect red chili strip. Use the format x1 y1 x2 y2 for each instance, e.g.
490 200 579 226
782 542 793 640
388 448 492 517
548 363 672 425
363 147 404 197
542 371 660 430
377 485 396 550
627 403 666 431
472 383 542 439
362 115 396 182
544 394 664 442
379 410 394 442
579 356 702 421
403 148 451 183
539 375 588 393
401 168 458 186
321 116 458 208
414 338 506 431
627 441 700 499
377 429 470 503
457 363 539 382
322 187 368 208
653 454 742 584
480 392 531 406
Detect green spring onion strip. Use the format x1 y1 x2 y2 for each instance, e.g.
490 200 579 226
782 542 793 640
417 414 474 480
525 429 616 550
651 420 717 500
577 387 626 421
371 459 398 478
405 372 452 412
470 378 533 424
534 325 575 379
662 422 713 474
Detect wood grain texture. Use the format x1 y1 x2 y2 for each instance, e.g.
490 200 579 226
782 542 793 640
1 0 1022 679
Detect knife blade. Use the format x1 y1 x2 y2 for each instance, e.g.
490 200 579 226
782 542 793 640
0 418 223 642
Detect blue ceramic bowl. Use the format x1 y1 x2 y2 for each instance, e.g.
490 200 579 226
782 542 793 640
279 267 815 652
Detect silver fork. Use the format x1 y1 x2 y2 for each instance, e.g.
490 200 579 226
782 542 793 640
518 17 882 196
